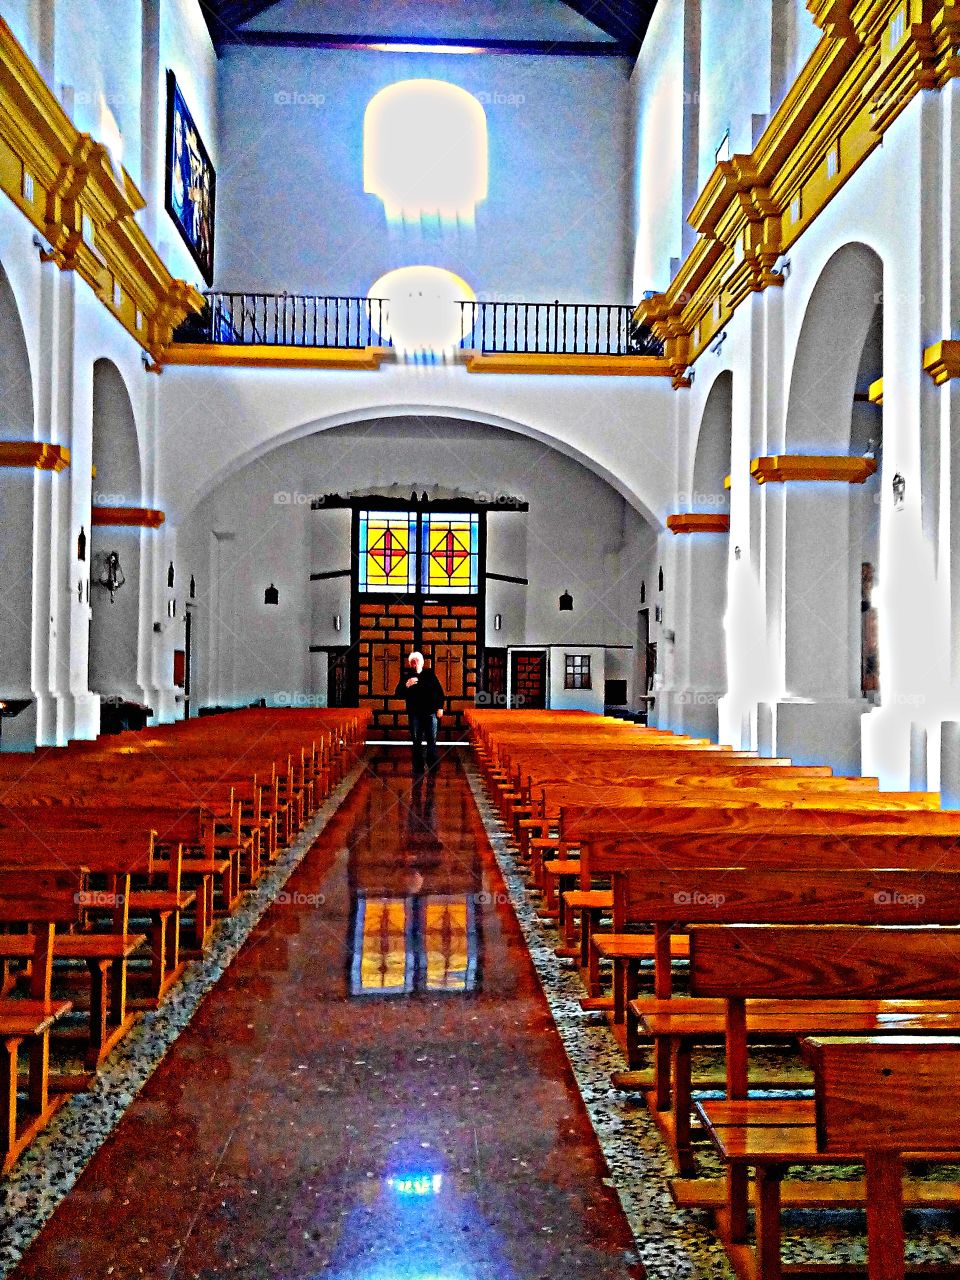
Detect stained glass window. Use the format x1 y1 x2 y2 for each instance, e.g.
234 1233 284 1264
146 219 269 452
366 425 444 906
422 513 478 594
358 510 418 593
564 654 592 689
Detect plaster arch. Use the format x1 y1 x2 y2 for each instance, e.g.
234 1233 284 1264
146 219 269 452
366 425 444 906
775 242 884 773
89 358 145 706
678 370 733 738
177 403 664 533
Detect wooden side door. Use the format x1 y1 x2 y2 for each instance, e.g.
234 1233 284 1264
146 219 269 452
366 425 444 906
510 650 546 710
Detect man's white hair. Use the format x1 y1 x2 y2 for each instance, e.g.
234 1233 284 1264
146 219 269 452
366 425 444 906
408 651 424 663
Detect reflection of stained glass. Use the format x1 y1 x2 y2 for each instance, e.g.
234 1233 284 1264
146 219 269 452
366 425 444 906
359 511 418 592
349 894 477 996
423 899 473 991
352 897 413 995
422 514 478 594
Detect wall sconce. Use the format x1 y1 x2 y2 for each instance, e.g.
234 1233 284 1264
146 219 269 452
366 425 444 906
167 562 175 589
167 598 176 618
494 613 502 631
892 472 905 510
264 583 279 606
734 545 742 560
559 589 573 611
655 605 663 623
189 574 196 599
77 526 86 561
333 613 342 632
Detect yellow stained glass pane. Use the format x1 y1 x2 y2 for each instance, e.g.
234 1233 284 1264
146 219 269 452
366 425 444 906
360 898 409 992
366 518 410 587
427 521 472 589
423 901 469 991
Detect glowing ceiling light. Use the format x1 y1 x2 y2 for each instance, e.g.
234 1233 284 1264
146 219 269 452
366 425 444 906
363 80 488 222
369 266 475 358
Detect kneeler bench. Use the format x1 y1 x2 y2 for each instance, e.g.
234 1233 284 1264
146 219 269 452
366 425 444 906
698 1037 960 1280
0 931 146 1070
635 997 960 1177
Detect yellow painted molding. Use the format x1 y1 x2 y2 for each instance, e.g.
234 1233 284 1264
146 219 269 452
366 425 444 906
464 351 676 377
0 441 70 471
868 376 884 404
723 474 732 489
636 2 960 386
750 454 878 484
666 512 731 533
91 506 165 527
0 19 204 362
923 339 960 384
163 343 392 371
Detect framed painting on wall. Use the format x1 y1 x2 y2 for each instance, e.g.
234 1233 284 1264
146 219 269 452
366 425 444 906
164 70 215 284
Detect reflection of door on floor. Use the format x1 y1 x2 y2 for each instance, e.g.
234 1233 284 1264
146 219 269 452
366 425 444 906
510 650 546 709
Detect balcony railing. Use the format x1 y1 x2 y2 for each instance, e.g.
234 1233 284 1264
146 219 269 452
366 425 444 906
459 301 663 357
172 292 664 358
174 293 390 349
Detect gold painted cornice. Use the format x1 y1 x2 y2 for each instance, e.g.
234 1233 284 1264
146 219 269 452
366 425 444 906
91 506 165 527
666 512 731 533
750 455 878 483
637 2 960 387
464 351 676 377
164 343 392 371
0 19 204 362
868 376 884 404
0 441 70 471
923 339 960 384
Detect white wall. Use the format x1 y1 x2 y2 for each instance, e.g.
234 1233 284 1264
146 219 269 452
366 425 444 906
214 45 633 301
175 418 656 709
548 646 606 713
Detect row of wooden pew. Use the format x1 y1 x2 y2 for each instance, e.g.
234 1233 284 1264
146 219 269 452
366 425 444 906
468 707 960 1280
0 706 369 1173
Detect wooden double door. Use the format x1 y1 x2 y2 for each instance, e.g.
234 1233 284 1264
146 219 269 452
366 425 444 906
357 598 478 738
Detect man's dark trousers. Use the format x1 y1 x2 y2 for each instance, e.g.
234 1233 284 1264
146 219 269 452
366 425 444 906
410 712 438 771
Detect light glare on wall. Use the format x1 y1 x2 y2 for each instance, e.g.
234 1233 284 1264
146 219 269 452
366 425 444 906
368 266 475 357
363 80 488 222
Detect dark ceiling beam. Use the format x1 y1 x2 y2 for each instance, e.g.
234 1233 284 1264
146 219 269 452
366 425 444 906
213 29 633 57
198 0 282 47
559 0 657 57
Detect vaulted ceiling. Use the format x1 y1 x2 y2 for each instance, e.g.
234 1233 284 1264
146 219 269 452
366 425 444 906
199 1 659 60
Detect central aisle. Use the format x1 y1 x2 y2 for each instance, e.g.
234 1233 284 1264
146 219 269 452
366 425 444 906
12 750 644 1280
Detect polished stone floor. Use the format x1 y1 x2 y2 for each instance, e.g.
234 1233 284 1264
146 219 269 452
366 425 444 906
10 751 644 1280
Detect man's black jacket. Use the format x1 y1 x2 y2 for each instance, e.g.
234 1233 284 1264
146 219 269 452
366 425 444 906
394 667 446 716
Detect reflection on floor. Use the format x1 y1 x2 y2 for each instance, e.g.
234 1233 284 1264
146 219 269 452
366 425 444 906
10 750 645 1280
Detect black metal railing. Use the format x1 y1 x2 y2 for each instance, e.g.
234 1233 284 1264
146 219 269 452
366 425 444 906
171 292 664 358
458 300 663 357
173 293 390 349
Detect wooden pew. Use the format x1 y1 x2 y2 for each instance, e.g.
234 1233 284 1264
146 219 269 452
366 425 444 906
691 928 960 1276
0 870 78 1169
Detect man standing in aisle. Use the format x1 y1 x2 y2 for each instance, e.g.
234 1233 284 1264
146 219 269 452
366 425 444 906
395 651 446 772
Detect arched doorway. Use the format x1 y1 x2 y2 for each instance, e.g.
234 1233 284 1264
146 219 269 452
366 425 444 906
680 371 732 738
89 359 144 706
777 243 883 771
0 260 37 750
